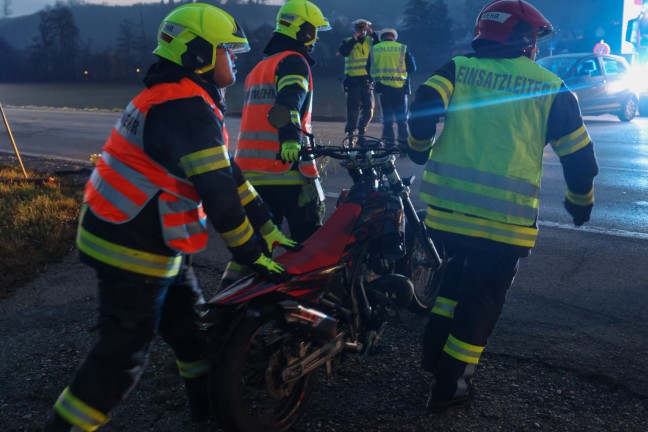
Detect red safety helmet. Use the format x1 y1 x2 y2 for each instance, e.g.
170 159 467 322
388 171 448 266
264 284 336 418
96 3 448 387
472 0 554 52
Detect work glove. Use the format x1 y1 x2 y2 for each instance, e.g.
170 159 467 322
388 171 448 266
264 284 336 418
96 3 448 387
252 254 290 283
563 199 593 227
261 224 303 253
280 141 301 163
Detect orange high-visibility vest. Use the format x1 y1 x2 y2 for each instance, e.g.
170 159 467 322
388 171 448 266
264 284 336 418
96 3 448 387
85 78 225 253
235 51 318 178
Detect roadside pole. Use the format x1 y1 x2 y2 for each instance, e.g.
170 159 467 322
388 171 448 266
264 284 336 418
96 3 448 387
0 102 28 178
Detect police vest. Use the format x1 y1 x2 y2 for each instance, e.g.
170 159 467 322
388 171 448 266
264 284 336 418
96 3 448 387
420 56 562 248
83 78 222 254
235 51 318 184
370 41 408 88
344 36 372 77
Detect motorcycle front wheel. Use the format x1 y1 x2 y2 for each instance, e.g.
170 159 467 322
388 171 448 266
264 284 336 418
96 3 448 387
210 311 317 432
397 209 444 313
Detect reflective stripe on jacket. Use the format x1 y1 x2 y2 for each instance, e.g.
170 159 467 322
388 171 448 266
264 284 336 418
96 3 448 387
421 56 563 248
235 51 318 181
370 41 408 88
85 78 224 254
344 37 372 77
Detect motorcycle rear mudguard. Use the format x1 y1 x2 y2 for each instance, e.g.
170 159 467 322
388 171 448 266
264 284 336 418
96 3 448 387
209 202 363 306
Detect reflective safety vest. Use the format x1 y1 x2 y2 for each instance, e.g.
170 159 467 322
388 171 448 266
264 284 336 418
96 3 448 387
370 41 408 88
84 78 224 254
235 51 318 182
344 36 372 77
420 56 564 248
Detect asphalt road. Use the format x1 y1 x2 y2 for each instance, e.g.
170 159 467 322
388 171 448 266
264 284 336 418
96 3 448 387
1 108 647 401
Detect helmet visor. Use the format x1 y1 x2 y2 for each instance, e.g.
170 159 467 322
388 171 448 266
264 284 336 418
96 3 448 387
221 20 250 53
536 25 555 43
318 18 332 32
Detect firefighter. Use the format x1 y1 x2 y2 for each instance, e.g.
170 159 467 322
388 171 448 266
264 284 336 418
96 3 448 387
225 0 330 288
234 0 330 243
339 18 379 145
368 27 416 146
43 4 295 431
406 0 598 412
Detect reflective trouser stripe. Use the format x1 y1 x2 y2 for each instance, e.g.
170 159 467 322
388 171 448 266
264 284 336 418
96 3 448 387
443 334 485 365
77 225 182 278
431 296 457 318
54 387 108 431
176 359 211 379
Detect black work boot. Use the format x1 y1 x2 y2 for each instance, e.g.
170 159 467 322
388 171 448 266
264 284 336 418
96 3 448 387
183 376 211 422
426 378 474 413
43 410 78 432
357 129 367 147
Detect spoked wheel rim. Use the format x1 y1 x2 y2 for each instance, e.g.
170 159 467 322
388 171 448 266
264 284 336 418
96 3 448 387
409 239 437 307
237 320 312 429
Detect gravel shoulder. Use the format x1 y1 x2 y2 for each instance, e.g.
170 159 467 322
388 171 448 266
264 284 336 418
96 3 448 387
1 155 646 432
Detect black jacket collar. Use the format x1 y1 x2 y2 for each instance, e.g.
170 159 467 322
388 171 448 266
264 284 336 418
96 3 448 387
263 33 315 66
142 59 226 111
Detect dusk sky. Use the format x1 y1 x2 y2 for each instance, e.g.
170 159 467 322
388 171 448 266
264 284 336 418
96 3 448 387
12 0 285 17
13 1 172 17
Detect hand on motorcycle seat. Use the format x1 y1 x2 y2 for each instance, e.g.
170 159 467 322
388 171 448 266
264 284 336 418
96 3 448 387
252 254 290 283
260 223 303 253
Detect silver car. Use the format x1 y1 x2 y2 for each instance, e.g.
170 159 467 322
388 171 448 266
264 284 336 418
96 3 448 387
537 53 640 122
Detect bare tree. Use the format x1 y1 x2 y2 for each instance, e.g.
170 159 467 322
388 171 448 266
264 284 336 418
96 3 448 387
30 3 81 80
2 0 12 18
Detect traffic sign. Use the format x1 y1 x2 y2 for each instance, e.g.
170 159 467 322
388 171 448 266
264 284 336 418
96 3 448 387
594 40 611 54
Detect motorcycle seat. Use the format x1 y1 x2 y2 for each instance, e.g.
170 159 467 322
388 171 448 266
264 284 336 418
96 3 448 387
276 202 362 275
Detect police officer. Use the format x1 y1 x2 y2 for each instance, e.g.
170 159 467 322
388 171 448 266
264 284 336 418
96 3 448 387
339 18 379 145
43 4 292 431
369 27 416 146
406 0 598 412
233 0 330 244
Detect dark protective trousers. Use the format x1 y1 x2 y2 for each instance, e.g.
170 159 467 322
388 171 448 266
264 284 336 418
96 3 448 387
345 82 375 135
66 263 206 415
254 184 324 243
378 85 409 144
421 242 520 399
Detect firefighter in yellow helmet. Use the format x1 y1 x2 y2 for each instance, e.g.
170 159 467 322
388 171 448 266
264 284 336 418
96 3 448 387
407 0 598 411
43 4 299 430
368 27 416 146
339 18 379 145
228 0 331 287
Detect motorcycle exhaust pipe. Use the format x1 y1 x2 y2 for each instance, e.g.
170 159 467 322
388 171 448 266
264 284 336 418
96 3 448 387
275 300 338 342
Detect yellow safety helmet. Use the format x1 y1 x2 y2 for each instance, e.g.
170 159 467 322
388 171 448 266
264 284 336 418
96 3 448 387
153 3 250 74
274 0 332 47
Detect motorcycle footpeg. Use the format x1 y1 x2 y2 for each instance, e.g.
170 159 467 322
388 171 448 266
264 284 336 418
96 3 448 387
366 274 414 309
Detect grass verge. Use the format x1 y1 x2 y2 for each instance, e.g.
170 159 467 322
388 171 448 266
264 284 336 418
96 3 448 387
0 165 82 297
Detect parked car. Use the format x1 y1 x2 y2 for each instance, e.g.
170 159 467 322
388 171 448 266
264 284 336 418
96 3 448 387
537 53 640 121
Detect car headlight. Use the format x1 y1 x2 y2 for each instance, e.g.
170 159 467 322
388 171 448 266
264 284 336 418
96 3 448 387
627 64 648 94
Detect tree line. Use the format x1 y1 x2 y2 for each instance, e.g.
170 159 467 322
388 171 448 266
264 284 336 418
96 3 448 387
2 0 566 83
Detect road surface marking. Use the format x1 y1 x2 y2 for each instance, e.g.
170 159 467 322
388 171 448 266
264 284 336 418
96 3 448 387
325 192 648 240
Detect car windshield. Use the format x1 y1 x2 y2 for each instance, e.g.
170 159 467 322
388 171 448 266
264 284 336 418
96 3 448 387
537 56 581 79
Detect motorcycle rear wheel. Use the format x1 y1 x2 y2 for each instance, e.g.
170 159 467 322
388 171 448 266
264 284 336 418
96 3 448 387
210 312 317 432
